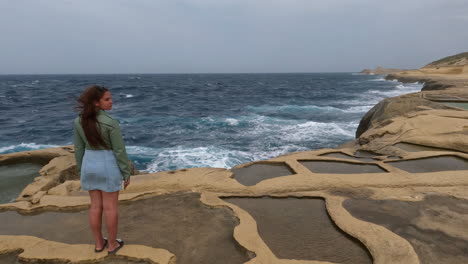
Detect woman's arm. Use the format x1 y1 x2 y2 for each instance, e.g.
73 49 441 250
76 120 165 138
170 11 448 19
109 120 131 180
73 121 85 175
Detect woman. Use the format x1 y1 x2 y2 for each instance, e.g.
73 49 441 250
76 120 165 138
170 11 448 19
73 85 131 254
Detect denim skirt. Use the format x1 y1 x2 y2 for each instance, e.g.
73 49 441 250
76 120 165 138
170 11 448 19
81 149 122 192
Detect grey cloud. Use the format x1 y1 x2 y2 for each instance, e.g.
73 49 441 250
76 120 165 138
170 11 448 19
0 0 466 73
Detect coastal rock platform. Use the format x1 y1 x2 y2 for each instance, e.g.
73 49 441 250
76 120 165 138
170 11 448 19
2 71 468 263
2 142 468 263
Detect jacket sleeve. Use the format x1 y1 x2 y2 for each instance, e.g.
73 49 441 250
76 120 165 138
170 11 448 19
109 120 131 180
73 121 85 175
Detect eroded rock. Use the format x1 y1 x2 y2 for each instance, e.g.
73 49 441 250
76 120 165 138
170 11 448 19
344 195 468 264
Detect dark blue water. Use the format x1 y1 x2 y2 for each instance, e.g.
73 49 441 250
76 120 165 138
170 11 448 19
0 73 422 172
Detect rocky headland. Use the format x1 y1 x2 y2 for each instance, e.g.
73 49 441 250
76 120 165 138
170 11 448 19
1 53 468 264
386 52 468 91
359 66 406 75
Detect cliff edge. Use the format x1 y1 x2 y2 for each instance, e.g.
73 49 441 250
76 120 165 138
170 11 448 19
385 52 468 91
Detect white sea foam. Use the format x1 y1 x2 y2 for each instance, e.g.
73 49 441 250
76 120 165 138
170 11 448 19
247 104 350 114
200 116 243 127
238 114 357 144
283 120 357 140
368 89 403 97
138 144 311 173
395 83 422 91
142 146 247 172
225 118 239 126
368 78 386 82
140 123 355 171
127 113 358 172
0 143 59 153
353 81 424 105
248 103 371 114
346 105 373 113
341 99 375 106
119 93 134 98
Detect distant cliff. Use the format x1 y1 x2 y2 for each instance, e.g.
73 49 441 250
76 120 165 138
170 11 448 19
384 52 468 91
423 52 468 68
359 66 406 75
357 52 468 137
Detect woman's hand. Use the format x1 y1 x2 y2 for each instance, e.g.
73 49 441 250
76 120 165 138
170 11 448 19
123 179 130 189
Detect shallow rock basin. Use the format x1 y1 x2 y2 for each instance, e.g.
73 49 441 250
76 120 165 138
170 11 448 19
232 163 294 186
224 197 372 263
441 102 468 110
320 152 375 162
344 195 468 264
299 160 387 174
0 163 44 204
385 155 468 173
0 193 251 264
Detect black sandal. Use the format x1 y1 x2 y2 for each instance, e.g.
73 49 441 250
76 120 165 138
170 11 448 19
108 239 124 255
94 238 108 253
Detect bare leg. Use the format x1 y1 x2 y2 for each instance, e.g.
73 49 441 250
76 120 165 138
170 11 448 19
102 191 120 251
88 190 105 249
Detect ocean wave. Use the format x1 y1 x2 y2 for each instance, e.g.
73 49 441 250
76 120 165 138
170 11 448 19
395 83 422 90
247 104 341 113
276 120 357 140
368 78 386 82
349 80 424 105
234 115 357 145
200 112 360 133
0 143 59 154
340 99 377 106
366 82 423 97
346 105 373 112
119 93 134 98
368 89 405 97
199 116 247 128
130 144 310 172
1 73 420 173
225 118 239 126
139 145 250 172
126 115 358 171
246 104 368 115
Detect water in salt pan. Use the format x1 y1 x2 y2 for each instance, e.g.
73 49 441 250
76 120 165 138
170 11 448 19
0 163 43 204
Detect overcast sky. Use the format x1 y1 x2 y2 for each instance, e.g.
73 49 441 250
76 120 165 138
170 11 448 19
1 0 467 74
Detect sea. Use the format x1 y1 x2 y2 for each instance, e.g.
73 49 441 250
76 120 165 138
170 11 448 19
0 73 423 172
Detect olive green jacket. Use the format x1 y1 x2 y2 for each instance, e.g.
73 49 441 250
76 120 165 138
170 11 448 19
73 110 131 180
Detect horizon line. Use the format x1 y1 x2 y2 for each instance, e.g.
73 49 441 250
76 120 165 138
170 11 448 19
0 71 359 76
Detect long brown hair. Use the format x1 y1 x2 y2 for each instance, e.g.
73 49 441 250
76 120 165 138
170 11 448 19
76 85 109 149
